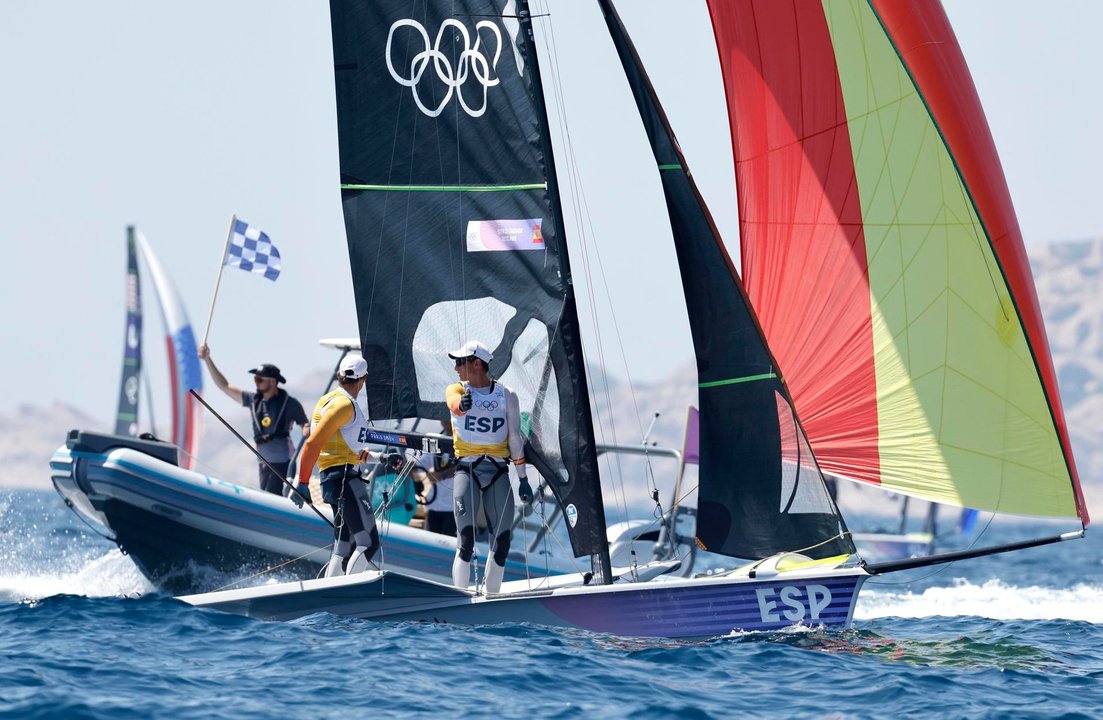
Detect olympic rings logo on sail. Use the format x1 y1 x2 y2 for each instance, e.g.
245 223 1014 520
385 18 503 118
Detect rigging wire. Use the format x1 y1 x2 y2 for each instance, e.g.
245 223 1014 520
532 2 664 526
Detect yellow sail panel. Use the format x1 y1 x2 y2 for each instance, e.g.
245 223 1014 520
823 0 1076 516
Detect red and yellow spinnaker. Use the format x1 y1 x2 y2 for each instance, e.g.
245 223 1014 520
707 0 1088 522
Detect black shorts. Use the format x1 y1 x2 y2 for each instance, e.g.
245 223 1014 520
259 461 290 495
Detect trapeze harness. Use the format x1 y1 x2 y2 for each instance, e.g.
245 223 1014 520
450 380 514 567
451 380 512 487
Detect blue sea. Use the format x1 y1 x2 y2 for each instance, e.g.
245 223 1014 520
2 489 1101 719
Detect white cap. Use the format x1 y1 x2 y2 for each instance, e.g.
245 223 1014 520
338 354 368 380
447 340 493 363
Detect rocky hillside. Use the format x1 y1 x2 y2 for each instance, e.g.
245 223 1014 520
1030 239 1103 488
1 403 105 489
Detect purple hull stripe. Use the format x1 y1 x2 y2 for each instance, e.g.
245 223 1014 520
541 577 862 637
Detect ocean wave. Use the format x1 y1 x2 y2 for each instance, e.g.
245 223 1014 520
858 577 1103 623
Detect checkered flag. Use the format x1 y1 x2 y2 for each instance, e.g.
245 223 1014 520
224 218 281 281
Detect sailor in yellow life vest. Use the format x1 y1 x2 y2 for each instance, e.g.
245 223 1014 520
291 354 388 577
445 340 533 595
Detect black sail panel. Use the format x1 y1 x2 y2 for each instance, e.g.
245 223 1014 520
329 0 606 558
115 226 142 437
598 0 854 559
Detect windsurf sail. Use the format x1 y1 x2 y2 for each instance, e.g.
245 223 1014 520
707 0 1088 524
599 0 854 560
328 0 609 574
114 226 143 436
135 231 203 469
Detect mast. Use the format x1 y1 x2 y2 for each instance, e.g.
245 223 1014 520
517 0 611 584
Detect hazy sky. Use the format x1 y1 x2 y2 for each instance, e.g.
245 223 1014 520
1 1 1100 429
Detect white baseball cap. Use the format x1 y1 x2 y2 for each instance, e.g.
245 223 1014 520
447 340 493 363
338 354 368 380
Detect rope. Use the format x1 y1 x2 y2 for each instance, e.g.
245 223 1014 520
532 3 666 527
208 545 331 593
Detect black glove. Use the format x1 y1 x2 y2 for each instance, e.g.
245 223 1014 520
289 482 312 508
459 390 473 413
382 452 405 471
518 478 534 505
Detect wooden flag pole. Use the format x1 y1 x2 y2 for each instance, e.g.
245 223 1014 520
202 214 237 346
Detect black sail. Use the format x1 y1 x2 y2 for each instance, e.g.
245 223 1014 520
114 226 143 437
328 0 608 562
598 1 854 559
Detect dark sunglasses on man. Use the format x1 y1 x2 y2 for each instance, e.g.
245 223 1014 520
454 356 476 367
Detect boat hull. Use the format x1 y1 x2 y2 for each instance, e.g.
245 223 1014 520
50 431 575 593
181 566 867 639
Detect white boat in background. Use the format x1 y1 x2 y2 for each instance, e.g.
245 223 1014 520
850 497 980 564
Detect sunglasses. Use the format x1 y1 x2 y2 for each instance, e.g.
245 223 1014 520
454 356 476 367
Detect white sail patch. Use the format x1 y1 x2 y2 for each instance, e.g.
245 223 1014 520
498 319 564 482
413 298 516 404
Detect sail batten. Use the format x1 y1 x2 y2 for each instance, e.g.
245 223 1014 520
708 0 1087 524
698 373 778 388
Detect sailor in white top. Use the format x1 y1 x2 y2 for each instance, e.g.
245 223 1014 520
444 340 533 594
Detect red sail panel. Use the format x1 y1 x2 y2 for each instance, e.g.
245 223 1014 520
870 1 1087 522
706 1 881 485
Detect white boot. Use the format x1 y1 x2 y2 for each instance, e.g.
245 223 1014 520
324 554 346 578
452 556 471 588
484 560 505 595
346 547 379 575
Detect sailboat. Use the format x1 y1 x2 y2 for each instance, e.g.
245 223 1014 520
180 0 1088 637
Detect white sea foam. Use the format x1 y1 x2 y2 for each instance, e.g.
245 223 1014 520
0 549 153 603
856 577 1103 623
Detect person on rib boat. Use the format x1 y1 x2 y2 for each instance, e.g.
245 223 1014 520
198 344 309 495
445 341 533 594
291 354 389 577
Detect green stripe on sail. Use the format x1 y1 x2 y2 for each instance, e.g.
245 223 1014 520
699 372 777 388
116 412 137 421
341 183 546 192
657 164 682 171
